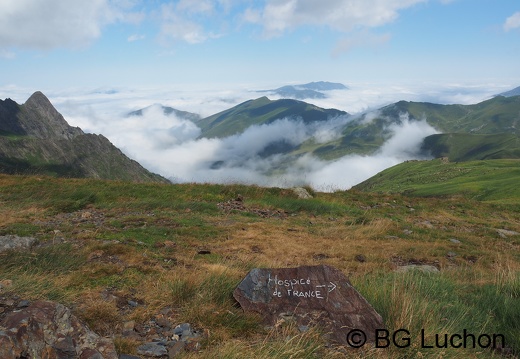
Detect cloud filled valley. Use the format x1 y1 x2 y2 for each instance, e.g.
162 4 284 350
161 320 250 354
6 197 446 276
4 81 509 191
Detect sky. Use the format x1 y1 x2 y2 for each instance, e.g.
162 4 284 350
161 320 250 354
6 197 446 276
1 0 519 89
1 0 520 190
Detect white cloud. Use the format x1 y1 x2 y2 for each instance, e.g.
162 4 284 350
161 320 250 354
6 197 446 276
158 1 227 44
244 0 426 37
0 0 141 50
504 12 520 32
127 34 145 42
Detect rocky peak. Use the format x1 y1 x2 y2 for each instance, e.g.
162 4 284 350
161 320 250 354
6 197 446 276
19 91 83 140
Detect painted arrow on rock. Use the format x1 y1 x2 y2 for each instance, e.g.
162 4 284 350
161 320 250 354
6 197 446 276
316 282 337 293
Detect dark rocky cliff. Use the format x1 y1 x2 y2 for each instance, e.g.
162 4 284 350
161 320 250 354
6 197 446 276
0 92 169 183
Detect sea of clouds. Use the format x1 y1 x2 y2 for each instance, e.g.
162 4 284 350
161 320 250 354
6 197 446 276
0 82 512 191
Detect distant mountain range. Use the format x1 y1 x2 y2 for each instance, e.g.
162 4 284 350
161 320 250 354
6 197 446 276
258 81 348 99
0 92 169 182
3 85 520 186
192 92 520 163
127 105 201 122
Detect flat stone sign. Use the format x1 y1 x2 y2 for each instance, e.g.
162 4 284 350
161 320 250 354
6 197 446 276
233 265 383 345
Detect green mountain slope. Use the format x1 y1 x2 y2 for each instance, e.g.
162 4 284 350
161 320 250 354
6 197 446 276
197 97 348 139
353 158 520 203
306 95 520 161
381 95 520 134
0 92 169 183
422 133 520 161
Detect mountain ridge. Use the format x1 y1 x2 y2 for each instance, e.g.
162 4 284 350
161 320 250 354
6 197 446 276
0 92 169 183
197 96 348 139
258 81 349 99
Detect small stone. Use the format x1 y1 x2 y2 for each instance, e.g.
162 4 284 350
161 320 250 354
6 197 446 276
127 300 138 308
449 238 461 244
137 342 168 357
292 187 313 199
396 265 439 273
0 298 15 306
447 252 457 258
123 320 135 331
298 325 310 332
173 323 191 336
121 331 141 340
168 341 185 358
155 317 172 329
17 300 30 308
79 348 103 359
0 235 37 253
419 220 434 228
403 229 413 235
354 254 366 263
496 229 519 238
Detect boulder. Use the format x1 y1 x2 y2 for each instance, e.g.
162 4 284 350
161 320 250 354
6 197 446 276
0 300 117 358
233 265 383 345
0 235 37 253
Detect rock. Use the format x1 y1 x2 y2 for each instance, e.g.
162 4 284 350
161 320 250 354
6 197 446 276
137 342 168 357
123 320 136 331
0 235 37 253
155 317 172 329
173 323 200 340
446 251 457 258
396 265 440 273
16 300 30 308
0 279 13 290
449 238 461 244
402 229 413 235
0 300 117 359
168 341 185 358
354 254 366 263
496 229 519 238
419 220 434 229
233 265 384 345
292 187 313 199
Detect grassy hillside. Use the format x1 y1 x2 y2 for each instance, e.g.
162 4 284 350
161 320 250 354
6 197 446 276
422 133 520 161
197 97 347 139
382 95 520 134
1 174 519 358
354 158 520 203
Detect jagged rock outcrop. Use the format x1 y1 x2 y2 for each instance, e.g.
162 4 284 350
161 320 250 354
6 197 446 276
0 300 118 358
0 92 169 183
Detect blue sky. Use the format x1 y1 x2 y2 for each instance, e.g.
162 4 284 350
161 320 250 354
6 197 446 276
1 0 520 90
